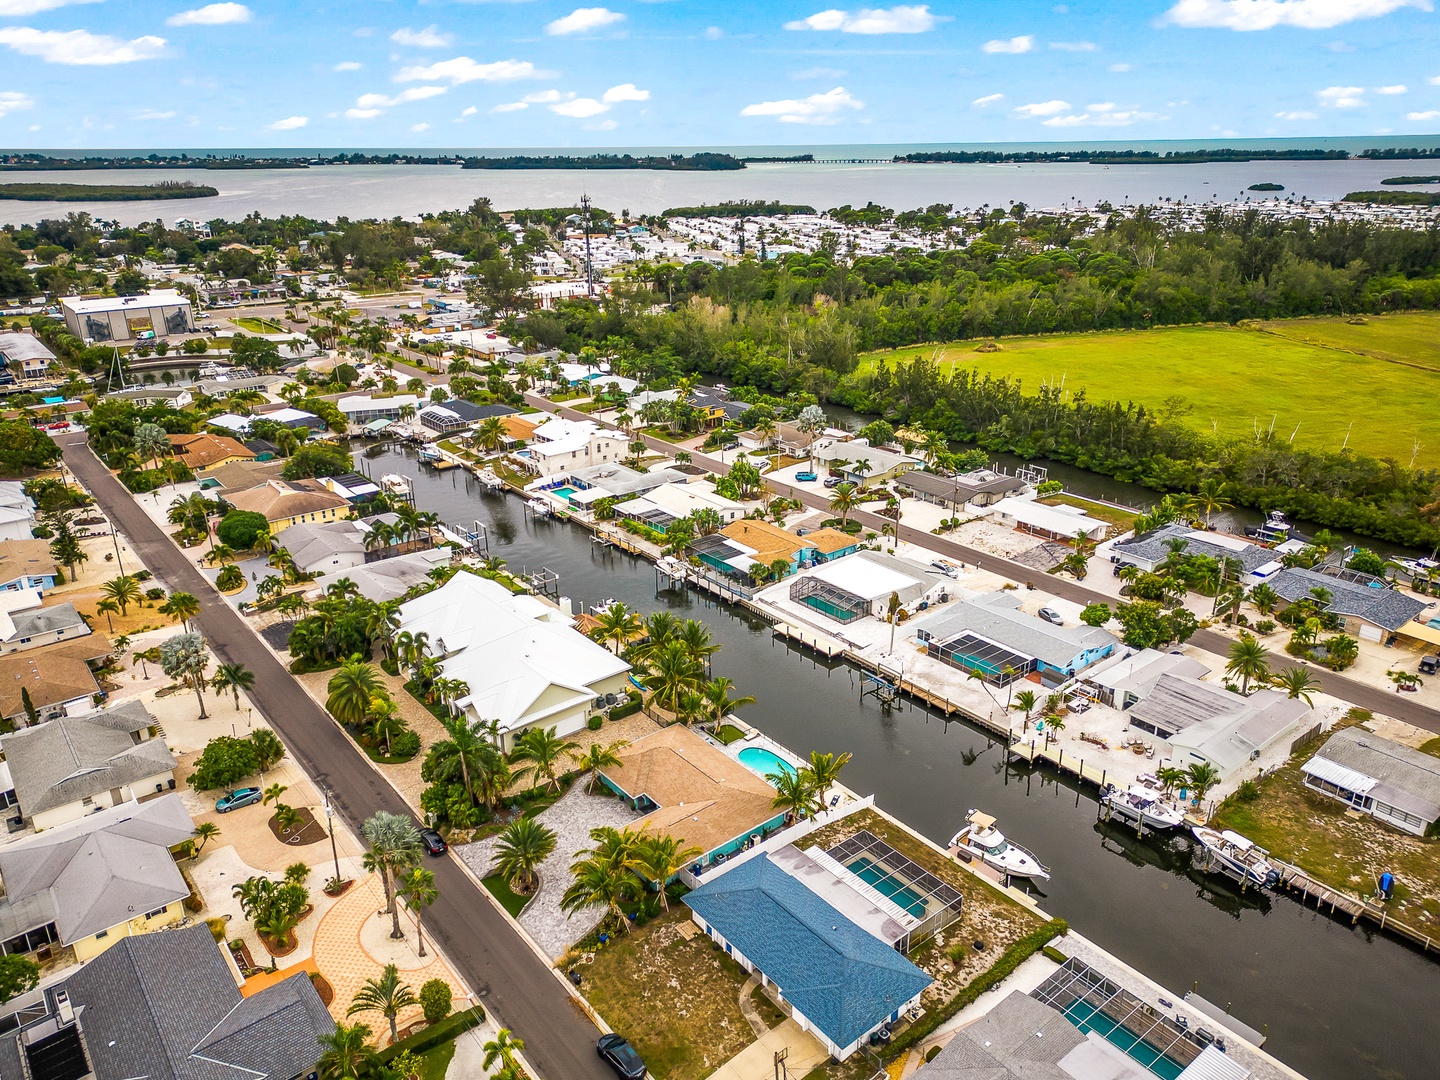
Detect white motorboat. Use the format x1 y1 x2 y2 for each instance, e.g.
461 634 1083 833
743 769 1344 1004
590 598 620 615
1191 826 1281 888
526 498 554 518
656 556 688 577
379 474 411 496
1101 785 1186 832
950 810 1050 880
475 467 504 490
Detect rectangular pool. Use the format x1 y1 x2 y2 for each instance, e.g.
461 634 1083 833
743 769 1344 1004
1061 1001 1187 1080
847 856 928 917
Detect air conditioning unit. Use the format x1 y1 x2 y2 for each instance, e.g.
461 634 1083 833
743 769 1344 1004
54 989 74 1026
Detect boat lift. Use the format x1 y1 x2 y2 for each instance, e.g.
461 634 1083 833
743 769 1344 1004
439 519 489 556
520 566 560 602
860 664 903 710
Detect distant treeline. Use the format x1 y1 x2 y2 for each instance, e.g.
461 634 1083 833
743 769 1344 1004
0 181 219 201
1247 183 1285 191
0 153 308 171
461 153 745 171
1381 175 1440 185
1357 148 1440 160
662 200 816 218
895 148 1351 165
740 154 815 163
1344 190 1440 206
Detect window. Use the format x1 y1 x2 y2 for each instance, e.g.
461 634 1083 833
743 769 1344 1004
143 905 168 919
94 929 108 940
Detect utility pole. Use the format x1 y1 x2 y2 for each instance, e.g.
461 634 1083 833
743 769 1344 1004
581 194 594 299
735 217 746 257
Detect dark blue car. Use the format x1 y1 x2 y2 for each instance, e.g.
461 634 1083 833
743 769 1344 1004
597 1034 646 1080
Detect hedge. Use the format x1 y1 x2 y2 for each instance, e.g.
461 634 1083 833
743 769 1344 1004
607 698 643 721
885 918 1068 1060
377 1006 486 1062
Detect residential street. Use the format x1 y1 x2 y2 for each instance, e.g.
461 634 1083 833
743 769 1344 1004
55 433 611 1080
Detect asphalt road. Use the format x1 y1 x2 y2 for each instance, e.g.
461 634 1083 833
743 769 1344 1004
56 433 610 1080
525 396 1440 737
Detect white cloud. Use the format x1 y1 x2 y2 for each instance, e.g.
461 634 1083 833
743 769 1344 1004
602 82 649 102
136 108 176 120
0 0 101 14
461 105 477 117
704 26 723 40
972 92 1004 106
783 5 944 33
546 7 625 35
0 91 35 118
1049 40 1097 50
345 107 382 119
269 114 308 129
1430 75 1440 84
491 101 528 112
395 57 549 84
592 118 618 130
523 89 566 103
1318 84 1366 107
411 122 430 132
1162 0 1430 31
390 25 451 48
1275 109 1319 118
1108 62 1132 71
741 85 863 124
1041 103 1167 126
0 27 166 64
1406 109 1440 119
1374 84 1407 93
551 96 609 117
166 3 250 26
355 85 448 110
333 60 362 71
1013 98 1070 116
983 35 1034 53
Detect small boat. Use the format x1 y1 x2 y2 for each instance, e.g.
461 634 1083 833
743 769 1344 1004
950 810 1050 880
1245 510 1303 546
475 467 504 490
417 444 441 463
526 498 554 518
379 474 411 496
1191 826 1281 888
1101 785 1186 832
656 555 687 577
590 597 620 614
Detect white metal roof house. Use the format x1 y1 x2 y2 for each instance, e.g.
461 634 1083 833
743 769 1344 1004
1303 727 1440 836
1165 690 1312 780
60 290 193 343
990 496 1108 542
395 572 631 749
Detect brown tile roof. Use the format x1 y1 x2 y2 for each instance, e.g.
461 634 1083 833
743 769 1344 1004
500 415 540 442
807 527 859 555
223 480 348 523
0 636 109 719
0 539 57 581
601 726 778 857
197 459 286 492
168 433 256 471
720 519 806 565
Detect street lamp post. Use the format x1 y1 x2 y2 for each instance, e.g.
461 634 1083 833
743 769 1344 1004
324 796 342 886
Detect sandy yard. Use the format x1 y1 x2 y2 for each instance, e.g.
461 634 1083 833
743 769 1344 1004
944 518 1048 561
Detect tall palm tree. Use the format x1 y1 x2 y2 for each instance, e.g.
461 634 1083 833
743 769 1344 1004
569 739 628 794
702 677 755 726
481 1030 525 1076
678 619 720 667
474 415 507 452
770 769 822 823
192 821 220 854
397 867 438 958
346 964 418 1045
101 574 142 616
429 715 503 807
628 833 702 910
1225 633 1270 693
366 695 410 756
1187 762 1222 806
648 640 705 713
511 726 578 792
1271 666 1320 705
361 812 423 939
829 482 858 527
316 1022 380 1080
561 827 641 929
491 818 558 894
159 590 202 630
1195 478 1233 528
327 658 384 725
211 662 255 710
800 750 851 798
590 602 643 655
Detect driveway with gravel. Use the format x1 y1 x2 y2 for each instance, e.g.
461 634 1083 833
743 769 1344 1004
457 784 643 960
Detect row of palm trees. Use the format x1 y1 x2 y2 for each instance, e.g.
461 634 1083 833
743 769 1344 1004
1225 632 1328 701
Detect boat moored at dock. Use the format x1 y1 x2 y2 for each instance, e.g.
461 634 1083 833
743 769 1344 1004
951 809 1051 880
1101 785 1186 832
1191 826 1281 889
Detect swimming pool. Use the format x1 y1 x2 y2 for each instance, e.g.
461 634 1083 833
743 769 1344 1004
1061 1001 1188 1080
737 747 798 780
551 486 576 501
847 856 928 917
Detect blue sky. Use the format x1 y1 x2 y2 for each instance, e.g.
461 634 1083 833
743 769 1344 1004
1 0 1438 147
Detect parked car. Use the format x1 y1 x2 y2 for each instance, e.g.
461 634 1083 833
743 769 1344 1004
215 787 263 813
823 476 845 489
1422 655 1440 675
1038 607 1064 626
794 471 817 483
597 1034 646 1080
420 828 448 856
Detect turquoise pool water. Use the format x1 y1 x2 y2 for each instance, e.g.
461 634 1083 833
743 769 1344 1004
1061 1001 1187 1080
552 486 576 500
738 747 797 780
847 856 927 917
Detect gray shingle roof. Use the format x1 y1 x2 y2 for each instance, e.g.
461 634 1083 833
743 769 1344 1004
5 602 90 642
910 991 1087 1080
1113 523 1278 574
911 592 1117 670
0 704 173 817
64 923 334 1080
1307 727 1440 822
1270 566 1427 632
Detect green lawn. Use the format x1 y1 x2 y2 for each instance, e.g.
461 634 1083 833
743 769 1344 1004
417 1039 457 1080
857 315 1440 462
1037 493 1138 531
481 875 530 918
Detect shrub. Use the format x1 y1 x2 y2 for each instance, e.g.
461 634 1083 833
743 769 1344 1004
282 443 353 480
587 715 604 731
216 565 245 591
216 509 270 550
1254 620 1276 635
378 1006 485 1063
419 979 452 1024
1236 780 1260 801
607 698 642 721
188 735 260 790
389 730 422 759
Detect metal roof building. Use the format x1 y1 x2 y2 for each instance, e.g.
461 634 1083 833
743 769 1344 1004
1302 726 1440 835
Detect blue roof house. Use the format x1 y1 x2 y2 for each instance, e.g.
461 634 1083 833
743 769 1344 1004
684 854 933 1060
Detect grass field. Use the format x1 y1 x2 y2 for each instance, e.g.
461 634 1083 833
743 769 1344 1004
231 316 287 333
857 314 1440 462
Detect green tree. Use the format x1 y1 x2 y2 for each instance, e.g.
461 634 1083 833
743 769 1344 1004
770 768 822 823
491 817 558 894
828 482 858 526
101 573 142 616
569 739 628 794
160 631 212 718
215 509 271 550
361 811 423 939
1186 762 1222 805
192 821 221 854
418 979 452 1024
19 686 39 726
188 735 260 790
628 833 702 910
649 640 705 713
1225 633 1271 693
590 602 643 654
481 1030 525 1076
511 726 578 792
702 677 755 725
250 727 286 772
398 868 438 957
316 1022 381 1080
212 662 255 710
0 954 39 1005
561 827 641 931
1271 666 1321 705
327 658 384 725
1079 602 1112 627
346 963 418 1045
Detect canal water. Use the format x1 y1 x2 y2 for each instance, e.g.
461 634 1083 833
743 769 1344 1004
361 444 1439 1080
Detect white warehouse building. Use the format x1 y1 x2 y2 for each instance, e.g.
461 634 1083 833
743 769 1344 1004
61 290 194 343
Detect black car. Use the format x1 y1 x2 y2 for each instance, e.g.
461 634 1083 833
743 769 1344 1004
597 1034 646 1080
419 828 448 856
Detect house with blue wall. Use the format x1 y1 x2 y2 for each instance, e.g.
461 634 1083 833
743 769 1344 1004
0 540 60 594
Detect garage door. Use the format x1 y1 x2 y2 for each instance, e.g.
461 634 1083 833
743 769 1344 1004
1359 623 1382 643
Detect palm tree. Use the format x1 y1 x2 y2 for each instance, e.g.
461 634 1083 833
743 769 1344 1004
212 662 255 710
101 574 142 616
886 591 902 652
206 543 235 566
481 1030 525 1076
366 696 410 756
474 415 507 453
1186 762 1222 806
649 640 705 713
327 658 384 725
316 1022 380 1080
1011 689 1038 728
346 964 418 1045
629 833 702 909
428 715 497 805
678 619 720 668
800 750 851 798
511 726 579 792
1195 478 1232 528
829 482 858 527
96 598 120 632
770 769 822 823
561 827 641 929
570 740 628 794
1156 766 1188 797
1225 633 1270 693
491 818 558 894
361 812 423 939
159 591 201 630
1271 666 1320 705
397 867 438 958
701 677 754 726
192 821 220 854
591 602 643 655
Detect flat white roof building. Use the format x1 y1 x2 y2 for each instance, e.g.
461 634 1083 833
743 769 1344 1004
61 290 193 343
991 497 1108 542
